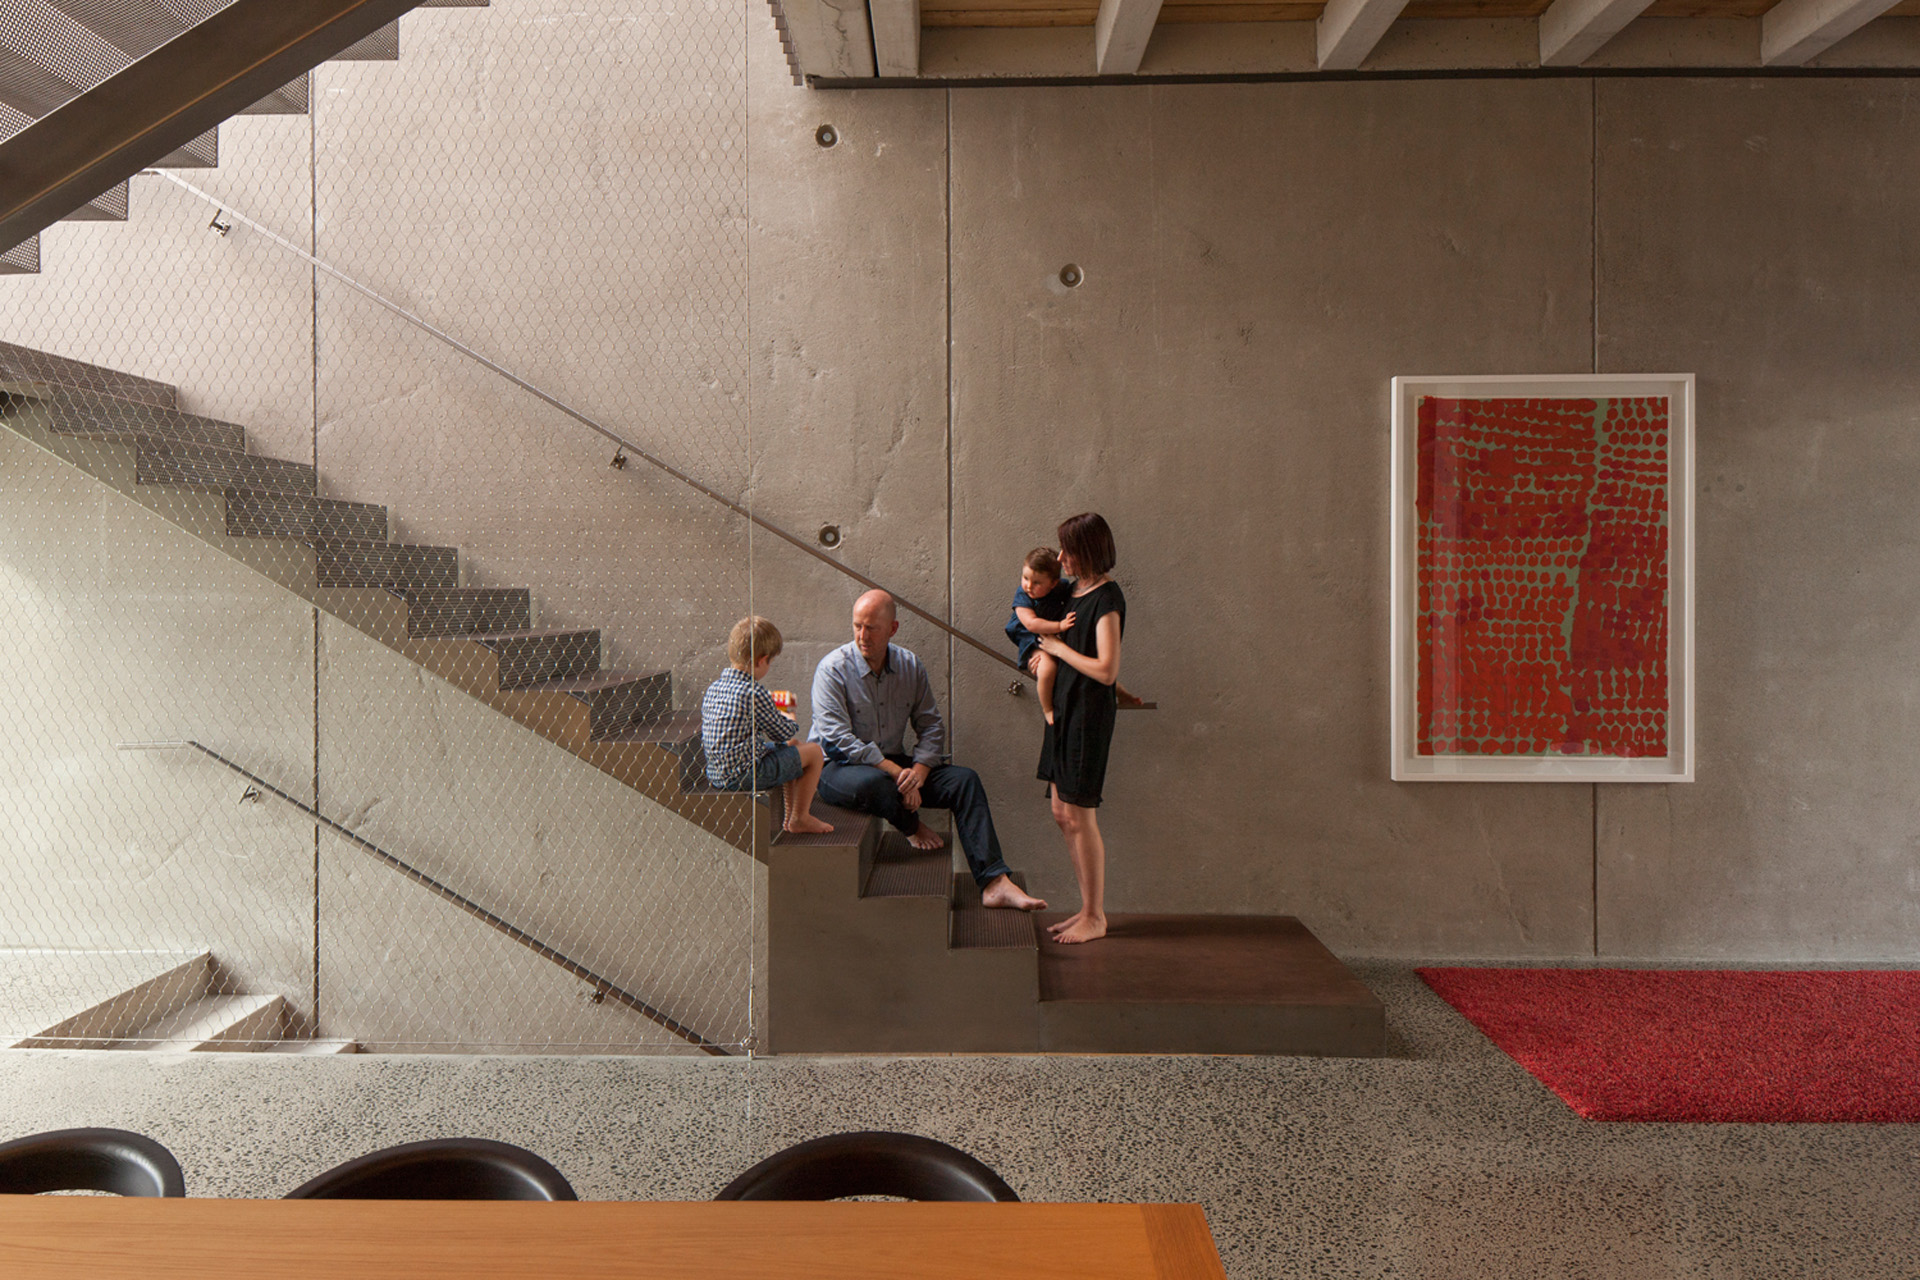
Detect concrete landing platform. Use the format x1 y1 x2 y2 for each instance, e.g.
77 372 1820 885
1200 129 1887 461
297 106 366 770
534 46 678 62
1036 914 1386 1057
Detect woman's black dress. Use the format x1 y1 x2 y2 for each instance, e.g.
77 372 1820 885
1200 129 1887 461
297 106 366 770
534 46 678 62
1037 580 1126 808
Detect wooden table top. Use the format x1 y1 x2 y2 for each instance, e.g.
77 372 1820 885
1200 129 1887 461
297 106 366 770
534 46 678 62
0 1198 1228 1279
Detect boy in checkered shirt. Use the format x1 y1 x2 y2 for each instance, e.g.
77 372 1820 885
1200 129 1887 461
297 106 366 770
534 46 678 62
700 616 834 835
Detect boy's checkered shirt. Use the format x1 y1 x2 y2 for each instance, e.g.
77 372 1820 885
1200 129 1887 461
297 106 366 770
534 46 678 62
700 667 795 784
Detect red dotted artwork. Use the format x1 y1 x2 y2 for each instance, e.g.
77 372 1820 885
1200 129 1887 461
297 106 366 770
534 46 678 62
1416 396 1669 758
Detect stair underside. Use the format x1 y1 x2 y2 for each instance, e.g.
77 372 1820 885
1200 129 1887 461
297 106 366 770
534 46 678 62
0 0 496 275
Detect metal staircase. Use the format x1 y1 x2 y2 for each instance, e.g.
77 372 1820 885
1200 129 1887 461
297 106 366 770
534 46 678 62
0 0 489 275
0 339 759 857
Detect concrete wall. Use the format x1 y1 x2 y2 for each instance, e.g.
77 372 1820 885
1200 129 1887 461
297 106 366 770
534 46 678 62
6 0 1920 966
750 67 1920 961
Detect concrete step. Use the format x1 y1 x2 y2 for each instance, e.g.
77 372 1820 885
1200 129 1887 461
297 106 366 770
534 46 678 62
110 992 289 1052
4 949 212 1048
265 1037 360 1055
472 627 601 689
315 540 458 590
227 491 387 542
524 668 672 741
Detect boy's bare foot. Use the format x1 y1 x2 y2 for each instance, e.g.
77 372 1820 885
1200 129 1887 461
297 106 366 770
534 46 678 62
908 822 946 851
785 814 835 835
1053 913 1107 944
980 875 1047 911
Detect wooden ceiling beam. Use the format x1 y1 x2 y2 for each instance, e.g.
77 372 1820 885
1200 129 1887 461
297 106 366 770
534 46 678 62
1761 0 1903 63
869 0 921 75
1316 0 1412 69
1094 0 1167 73
1539 0 1658 64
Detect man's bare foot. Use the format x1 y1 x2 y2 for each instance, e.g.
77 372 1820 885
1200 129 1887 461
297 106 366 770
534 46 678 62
1045 912 1082 937
785 815 835 835
908 822 946 851
1053 913 1107 944
981 875 1047 912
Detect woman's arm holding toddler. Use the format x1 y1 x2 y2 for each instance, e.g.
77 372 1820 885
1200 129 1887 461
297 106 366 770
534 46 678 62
1015 606 1077 636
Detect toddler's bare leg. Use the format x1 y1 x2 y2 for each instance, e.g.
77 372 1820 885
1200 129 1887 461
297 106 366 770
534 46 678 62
1036 652 1058 725
783 741 835 834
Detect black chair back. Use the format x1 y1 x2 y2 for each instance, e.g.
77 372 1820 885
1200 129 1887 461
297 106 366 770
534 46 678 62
716 1131 1018 1202
285 1138 577 1200
0 1127 186 1197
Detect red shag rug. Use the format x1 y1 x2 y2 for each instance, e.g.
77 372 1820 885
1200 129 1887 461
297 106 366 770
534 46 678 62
1418 967 1920 1123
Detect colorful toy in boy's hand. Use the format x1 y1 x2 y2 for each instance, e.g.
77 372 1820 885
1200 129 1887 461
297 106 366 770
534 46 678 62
698 617 835 835
771 690 794 712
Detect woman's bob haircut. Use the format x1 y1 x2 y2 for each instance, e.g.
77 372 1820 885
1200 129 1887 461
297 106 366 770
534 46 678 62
1056 512 1116 577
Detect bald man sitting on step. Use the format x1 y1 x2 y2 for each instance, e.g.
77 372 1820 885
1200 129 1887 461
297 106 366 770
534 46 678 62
808 590 1047 912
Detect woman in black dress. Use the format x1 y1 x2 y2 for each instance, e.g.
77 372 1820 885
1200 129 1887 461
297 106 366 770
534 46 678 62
1035 512 1125 945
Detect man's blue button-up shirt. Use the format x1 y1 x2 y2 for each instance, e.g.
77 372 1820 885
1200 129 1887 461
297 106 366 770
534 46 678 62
807 641 946 769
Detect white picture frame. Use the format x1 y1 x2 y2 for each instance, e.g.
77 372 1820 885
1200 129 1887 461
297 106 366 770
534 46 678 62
1389 374 1695 783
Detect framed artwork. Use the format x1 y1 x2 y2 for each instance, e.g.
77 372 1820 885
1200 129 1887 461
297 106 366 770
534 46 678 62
1390 374 1694 782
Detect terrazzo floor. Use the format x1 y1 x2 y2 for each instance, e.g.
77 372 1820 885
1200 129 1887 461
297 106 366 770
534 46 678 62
2 963 1915 1278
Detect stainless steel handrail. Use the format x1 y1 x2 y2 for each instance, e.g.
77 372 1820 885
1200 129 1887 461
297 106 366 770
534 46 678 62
149 171 1027 679
117 739 732 1056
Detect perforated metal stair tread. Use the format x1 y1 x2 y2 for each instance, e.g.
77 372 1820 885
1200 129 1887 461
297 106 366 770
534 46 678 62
469 627 600 642
42 399 247 452
226 492 387 541
526 669 670 693
136 441 314 496
950 903 1040 951
601 709 703 746
390 587 531 636
0 340 177 407
863 838 951 899
769 801 872 847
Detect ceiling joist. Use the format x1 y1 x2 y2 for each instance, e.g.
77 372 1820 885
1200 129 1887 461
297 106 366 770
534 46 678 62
869 0 921 76
1093 0 1166 74
1539 0 1659 65
1761 0 1904 64
1316 0 1413 70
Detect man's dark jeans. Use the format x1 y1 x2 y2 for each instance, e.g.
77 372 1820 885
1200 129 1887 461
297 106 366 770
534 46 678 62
816 754 1013 887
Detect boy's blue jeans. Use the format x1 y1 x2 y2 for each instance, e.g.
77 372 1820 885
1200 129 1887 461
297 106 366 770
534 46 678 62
816 753 1014 888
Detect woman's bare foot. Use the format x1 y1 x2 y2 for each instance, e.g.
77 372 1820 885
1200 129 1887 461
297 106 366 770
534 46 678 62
785 814 835 835
980 875 1047 911
1053 913 1107 944
908 822 946 851
1046 912 1083 937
